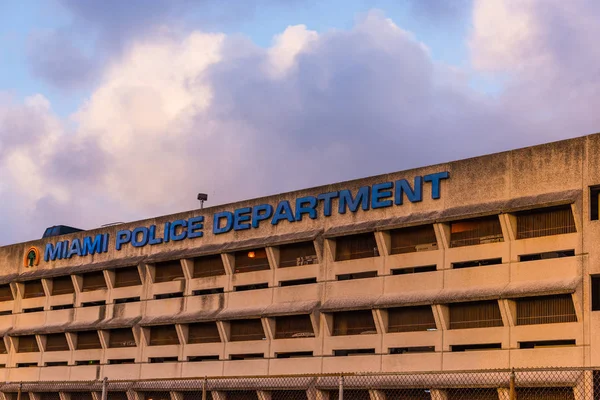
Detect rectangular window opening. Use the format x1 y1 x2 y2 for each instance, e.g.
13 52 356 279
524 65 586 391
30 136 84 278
51 304 73 310
335 233 379 261
188 322 221 344
45 333 69 352
451 343 502 352
279 241 318 267
274 315 314 339
17 336 39 353
114 297 140 304
108 328 136 348
108 359 135 365
336 271 378 281
17 362 38 368
75 360 100 365
275 351 314 358
450 216 503 248
187 355 220 362
0 285 13 302
82 301 106 307
154 260 184 283
230 353 264 360
516 206 576 239
45 361 69 367
390 225 438 254
519 340 576 349
279 277 317 287
234 249 270 273
193 288 224 296
193 255 226 278
449 301 503 329
516 294 577 325
234 283 268 292
591 186 600 221
23 307 44 313
593 276 600 312
51 276 74 295
149 357 178 363
153 292 183 300
333 348 375 356
520 250 575 262
229 319 266 341
389 346 435 354
332 310 377 336
391 265 437 275
452 258 502 269
23 280 45 299
387 306 436 333
114 266 142 288
0 310 10 316
81 271 107 291
76 331 102 350
149 325 180 346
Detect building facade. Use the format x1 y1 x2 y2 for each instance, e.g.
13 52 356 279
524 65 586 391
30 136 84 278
0 134 599 384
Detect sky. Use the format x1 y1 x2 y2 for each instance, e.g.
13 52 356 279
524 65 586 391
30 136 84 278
0 0 599 245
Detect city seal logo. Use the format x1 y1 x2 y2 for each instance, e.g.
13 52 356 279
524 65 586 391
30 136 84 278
24 247 40 268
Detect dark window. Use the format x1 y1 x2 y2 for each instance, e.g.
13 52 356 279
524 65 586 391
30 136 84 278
381 390 431 400
390 225 438 254
450 216 503 248
23 280 45 298
593 276 600 311
234 283 268 292
45 333 69 351
336 233 379 261
279 278 317 287
279 242 318 267
234 249 270 273
0 285 13 302
149 325 180 346
519 340 576 349
274 315 314 339
51 276 74 295
149 357 178 364
0 339 6 354
16 362 38 367
275 351 313 358
51 304 73 310
114 297 140 304
449 301 503 329
108 359 135 364
328 390 371 400
452 258 502 269
77 331 102 350
154 292 183 299
591 186 600 221
75 360 100 365
333 348 375 356
392 265 437 275
188 322 221 344
81 272 107 291
389 346 435 354
520 250 575 262
516 206 576 239
45 361 68 367
193 288 224 296
23 307 44 313
114 267 141 288
108 329 136 348
154 260 184 283
187 355 220 362
70 393 94 400
17 336 39 353
104 393 128 400
0 310 10 315
271 392 309 400
332 310 376 336
451 343 501 352
337 271 378 281
516 388 574 400
39 393 61 400
388 306 436 332
193 255 226 278
516 295 577 325
82 301 105 307
230 353 264 360
229 319 265 341
447 389 499 400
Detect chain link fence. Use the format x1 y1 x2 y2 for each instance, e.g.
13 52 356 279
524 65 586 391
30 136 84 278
2 368 599 400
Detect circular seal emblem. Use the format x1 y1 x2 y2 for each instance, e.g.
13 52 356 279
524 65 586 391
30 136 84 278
24 247 40 268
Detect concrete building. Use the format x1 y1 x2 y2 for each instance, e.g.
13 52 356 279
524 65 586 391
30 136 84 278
0 133 599 384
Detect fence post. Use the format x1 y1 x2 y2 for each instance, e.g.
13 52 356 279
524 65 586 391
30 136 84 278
17 382 22 400
202 376 207 400
101 377 108 400
338 375 344 400
509 369 516 400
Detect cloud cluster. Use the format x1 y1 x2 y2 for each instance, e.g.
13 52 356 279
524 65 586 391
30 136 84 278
2 1 600 245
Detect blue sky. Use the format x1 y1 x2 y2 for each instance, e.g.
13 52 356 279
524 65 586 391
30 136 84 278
1 0 599 244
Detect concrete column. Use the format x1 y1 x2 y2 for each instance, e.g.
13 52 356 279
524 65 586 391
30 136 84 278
434 305 450 331
369 389 386 400
266 247 279 270
28 393 41 400
497 387 510 400
126 390 138 400
374 231 390 257
65 332 76 352
434 223 450 250
324 239 336 264
309 311 321 338
217 321 230 343
180 259 193 296
574 370 593 400
313 237 324 265
372 309 385 334
35 334 46 353
41 279 52 310
257 391 272 400
497 300 511 329
59 392 70 400
212 391 227 400
170 392 184 400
